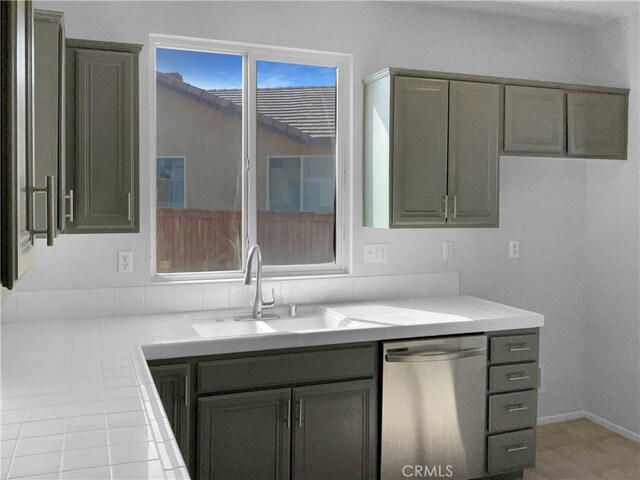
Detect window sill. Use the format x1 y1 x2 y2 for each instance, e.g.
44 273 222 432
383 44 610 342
151 269 350 285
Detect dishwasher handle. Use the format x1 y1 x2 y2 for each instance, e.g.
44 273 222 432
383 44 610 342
385 346 486 363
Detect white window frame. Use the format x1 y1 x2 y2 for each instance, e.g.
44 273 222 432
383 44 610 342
149 34 352 282
156 155 187 209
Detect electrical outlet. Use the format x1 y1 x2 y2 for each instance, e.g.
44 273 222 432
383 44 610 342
118 250 133 273
538 363 545 394
364 243 388 263
443 241 454 260
509 240 519 258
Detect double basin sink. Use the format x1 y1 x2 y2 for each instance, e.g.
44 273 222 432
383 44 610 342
190 306 389 338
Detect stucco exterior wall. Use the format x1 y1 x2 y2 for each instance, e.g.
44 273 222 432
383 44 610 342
156 83 335 211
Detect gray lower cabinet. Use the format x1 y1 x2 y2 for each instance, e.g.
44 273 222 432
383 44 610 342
197 380 376 480
151 344 377 480
447 81 500 227
486 329 540 477
567 92 627 159
65 39 141 233
504 85 565 154
34 10 66 235
293 380 376 480
198 389 291 480
149 364 192 475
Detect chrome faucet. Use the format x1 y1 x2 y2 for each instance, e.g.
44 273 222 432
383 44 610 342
235 245 279 321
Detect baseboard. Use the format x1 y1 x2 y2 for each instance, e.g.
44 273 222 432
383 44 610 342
584 411 640 443
537 410 640 442
537 410 586 425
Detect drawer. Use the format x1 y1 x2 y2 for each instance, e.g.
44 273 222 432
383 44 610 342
488 390 537 434
198 345 376 393
489 363 537 393
487 428 536 474
490 334 538 364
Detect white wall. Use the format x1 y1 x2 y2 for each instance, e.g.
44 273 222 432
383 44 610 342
582 15 640 435
13 1 632 423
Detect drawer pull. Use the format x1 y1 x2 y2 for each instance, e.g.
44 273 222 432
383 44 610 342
505 445 528 453
507 374 531 381
506 404 529 412
509 345 531 352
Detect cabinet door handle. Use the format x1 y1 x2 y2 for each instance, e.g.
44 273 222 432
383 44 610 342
286 398 291 428
453 195 457 219
506 404 529 412
505 445 528 453
184 374 189 408
298 399 303 428
443 195 449 219
508 345 531 352
127 192 132 222
31 176 55 246
507 374 530 381
65 189 74 222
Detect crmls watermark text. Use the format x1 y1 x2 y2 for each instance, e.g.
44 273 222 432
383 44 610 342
402 465 454 478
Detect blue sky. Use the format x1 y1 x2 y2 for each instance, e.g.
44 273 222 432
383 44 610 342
156 48 336 90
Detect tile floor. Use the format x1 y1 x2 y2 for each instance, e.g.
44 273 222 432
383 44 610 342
525 419 640 480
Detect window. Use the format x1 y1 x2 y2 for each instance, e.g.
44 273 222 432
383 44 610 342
157 157 186 209
151 36 350 278
266 156 335 213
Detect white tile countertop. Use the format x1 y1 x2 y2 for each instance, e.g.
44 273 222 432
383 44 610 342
0 295 543 479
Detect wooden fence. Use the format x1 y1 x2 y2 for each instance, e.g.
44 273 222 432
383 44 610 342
157 209 334 273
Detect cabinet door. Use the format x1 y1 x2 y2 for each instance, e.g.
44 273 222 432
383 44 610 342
567 92 627 159
448 81 500 227
68 47 138 232
391 76 448 227
293 380 376 480
1 0 37 289
198 389 291 480
149 364 192 472
504 85 564 153
34 10 65 234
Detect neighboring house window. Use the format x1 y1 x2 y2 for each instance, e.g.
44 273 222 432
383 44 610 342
152 36 350 277
157 157 186 209
267 156 335 213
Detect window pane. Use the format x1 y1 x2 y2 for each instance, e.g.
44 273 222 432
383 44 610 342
156 48 243 273
157 157 185 209
256 61 337 266
268 157 301 212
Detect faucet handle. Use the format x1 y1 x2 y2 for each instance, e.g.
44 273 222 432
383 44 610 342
263 288 276 310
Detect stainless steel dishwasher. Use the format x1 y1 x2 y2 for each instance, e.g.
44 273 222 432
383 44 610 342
381 335 487 480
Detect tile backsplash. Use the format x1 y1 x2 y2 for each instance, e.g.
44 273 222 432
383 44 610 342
1 272 458 323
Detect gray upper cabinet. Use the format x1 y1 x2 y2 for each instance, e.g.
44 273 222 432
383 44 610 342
65 39 141 233
504 85 565 154
293 380 376 480
1 0 38 289
391 77 448 227
363 67 629 230
198 389 291 480
447 81 500 227
363 71 499 229
34 10 65 235
567 92 627 159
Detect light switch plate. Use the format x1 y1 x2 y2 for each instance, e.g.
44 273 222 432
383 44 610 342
364 243 388 263
443 241 454 260
509 241 519 258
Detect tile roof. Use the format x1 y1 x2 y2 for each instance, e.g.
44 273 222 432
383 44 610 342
156 72 336 144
